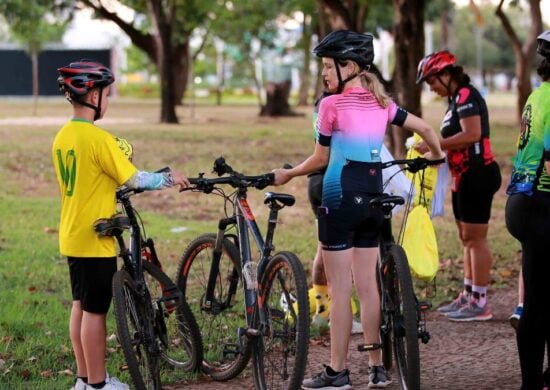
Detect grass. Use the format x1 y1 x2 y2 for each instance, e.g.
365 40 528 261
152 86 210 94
0 94 521 388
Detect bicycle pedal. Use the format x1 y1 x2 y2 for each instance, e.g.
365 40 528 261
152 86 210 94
222 343 241 358
357 343 382 352
418 300 432 311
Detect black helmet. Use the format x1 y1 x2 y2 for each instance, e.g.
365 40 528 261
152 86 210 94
313 30 374 70
537 30 550 58
57 59 114 97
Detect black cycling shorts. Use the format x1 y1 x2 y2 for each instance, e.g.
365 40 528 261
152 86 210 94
307 172 324 216
317 191 384 251
68 257 117 314
452 161 501 224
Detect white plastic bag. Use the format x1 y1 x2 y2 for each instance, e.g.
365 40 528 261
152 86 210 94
381 144 412 201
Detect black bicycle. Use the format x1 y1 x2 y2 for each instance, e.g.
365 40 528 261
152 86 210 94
358 156 443 390
94 174 203 390
177 157 309 390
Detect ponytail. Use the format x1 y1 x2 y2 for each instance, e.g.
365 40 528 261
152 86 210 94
361 71 391 108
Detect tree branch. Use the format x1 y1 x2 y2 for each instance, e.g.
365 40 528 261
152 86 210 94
80 0 157 62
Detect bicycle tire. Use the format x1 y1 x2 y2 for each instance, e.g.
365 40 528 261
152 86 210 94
112 269 162 390
142 261 203 372
252 251 310 390
177 233 251 380
385 244 420 390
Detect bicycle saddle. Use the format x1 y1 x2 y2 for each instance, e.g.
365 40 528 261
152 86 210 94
93 214 131 237
369 194 405 208
264 192 295 207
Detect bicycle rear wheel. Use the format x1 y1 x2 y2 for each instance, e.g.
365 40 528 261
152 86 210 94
112 269 162 390
252 251 310 390
177 233 250 380
142 261 203 371
385 244 420 390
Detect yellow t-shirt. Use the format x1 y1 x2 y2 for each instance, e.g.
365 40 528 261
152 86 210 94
52 119 137 257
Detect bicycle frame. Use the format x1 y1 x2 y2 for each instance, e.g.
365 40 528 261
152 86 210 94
204 186 287 333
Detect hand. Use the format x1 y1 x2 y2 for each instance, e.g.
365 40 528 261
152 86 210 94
422 150 446 163
271 168 292 186
171 170 190 189
414 140 429 154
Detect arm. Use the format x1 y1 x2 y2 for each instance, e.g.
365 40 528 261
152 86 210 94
440 115 482 150
125 169 189 190
401 113 445 160
272 143 330 185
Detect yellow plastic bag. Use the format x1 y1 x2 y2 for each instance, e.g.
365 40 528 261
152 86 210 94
401 205 439 281
406 133 439 213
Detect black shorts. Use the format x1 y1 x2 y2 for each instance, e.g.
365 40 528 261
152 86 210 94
307 172 324 216
452 161 501 223
317 191 384 251
68 257 117 314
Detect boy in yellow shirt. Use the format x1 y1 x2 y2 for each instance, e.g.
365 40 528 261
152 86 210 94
53 60 189 390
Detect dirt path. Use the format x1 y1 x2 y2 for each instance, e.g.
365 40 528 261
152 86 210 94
166 285 521 390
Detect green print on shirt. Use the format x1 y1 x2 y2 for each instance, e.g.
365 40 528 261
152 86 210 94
56 149 76 196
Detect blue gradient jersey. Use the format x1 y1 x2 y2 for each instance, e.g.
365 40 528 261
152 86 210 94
317 87 407 209
508 82 550 195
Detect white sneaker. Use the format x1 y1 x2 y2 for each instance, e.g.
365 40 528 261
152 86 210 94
351 319 363 335
85 374 129 390
70 378 87 390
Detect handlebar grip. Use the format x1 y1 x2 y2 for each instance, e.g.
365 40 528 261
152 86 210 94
155 166 171 174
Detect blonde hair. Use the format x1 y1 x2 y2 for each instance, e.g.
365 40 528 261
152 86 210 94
360 71 391 108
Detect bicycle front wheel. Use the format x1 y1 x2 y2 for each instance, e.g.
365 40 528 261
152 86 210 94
142 261 203 371
252 251 310 390
177 233 250 380
385 244 420 390
112 269 162 390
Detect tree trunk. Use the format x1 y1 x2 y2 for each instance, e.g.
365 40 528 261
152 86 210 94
32 52 38 116
260 81 296 116
173 43 189 106
391 0 425 157
495 0 542 122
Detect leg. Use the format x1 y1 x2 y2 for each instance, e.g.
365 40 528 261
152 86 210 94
351 247 381 365
456 220 473 295
81 311 108 384
70 301 87 378
461 221 492 304
311 242 330 322
323 248 354 372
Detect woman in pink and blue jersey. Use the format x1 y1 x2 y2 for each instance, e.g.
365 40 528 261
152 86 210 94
272 30 445 389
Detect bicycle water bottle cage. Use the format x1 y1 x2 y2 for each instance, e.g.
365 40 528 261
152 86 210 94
264 192 295 207
93 215 131 237
358 343 382 352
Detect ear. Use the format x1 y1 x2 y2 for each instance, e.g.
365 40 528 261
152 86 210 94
88 89 100 105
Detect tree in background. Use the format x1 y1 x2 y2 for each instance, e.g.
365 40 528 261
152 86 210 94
495 0 543 122
77 0 214 123
0 0 68 114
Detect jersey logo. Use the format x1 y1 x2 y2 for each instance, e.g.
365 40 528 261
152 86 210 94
354 195 364 205
56 149 76 196
456 87 470 105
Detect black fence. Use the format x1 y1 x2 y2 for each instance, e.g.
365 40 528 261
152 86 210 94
0 49 111 96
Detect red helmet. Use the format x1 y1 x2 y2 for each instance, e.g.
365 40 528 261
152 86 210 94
416 51 456 84
57 60 114 97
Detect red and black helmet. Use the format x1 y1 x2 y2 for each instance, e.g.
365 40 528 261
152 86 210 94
416 51 456 84
57 60 114 97
537 30 550 58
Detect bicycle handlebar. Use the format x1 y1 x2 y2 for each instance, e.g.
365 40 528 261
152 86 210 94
381 157 445 174
186 157 274 193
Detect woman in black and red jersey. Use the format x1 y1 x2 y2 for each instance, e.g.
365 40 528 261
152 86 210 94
416 51 501 322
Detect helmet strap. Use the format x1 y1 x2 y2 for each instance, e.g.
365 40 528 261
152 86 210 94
71 87 103 121
334 59 358 93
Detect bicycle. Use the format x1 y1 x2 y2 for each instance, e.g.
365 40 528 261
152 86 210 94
358 156 444 390
177 157 310 390
93 172 203 390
